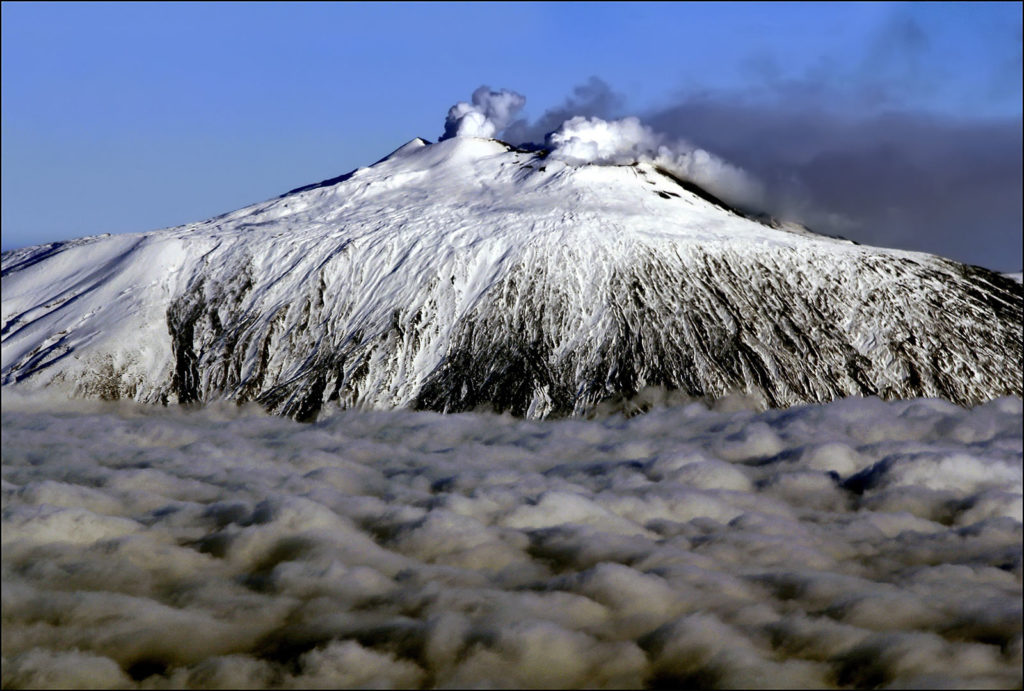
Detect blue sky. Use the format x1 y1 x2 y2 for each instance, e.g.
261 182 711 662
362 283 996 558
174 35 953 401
2 2 1021 267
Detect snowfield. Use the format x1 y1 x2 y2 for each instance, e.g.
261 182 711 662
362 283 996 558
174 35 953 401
2 393 1021 689
2 136 1021 419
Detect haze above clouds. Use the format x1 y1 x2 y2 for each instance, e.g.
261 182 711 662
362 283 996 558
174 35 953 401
3 393 1021 688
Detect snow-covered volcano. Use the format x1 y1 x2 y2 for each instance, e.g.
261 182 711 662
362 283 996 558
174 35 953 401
2 135 1021 419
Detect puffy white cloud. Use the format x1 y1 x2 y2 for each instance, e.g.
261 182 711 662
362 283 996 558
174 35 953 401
1 393 1021 688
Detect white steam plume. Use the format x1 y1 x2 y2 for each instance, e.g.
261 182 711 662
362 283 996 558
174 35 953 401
439 85 767 211
441 86 527 141
547 115 766 210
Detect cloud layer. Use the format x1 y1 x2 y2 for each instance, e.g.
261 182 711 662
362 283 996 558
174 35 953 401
2 393 1021 688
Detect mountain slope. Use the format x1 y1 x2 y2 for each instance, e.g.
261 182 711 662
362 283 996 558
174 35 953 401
2 137 1021 419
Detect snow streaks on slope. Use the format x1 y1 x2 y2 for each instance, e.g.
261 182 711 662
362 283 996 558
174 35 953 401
2 137 1021 419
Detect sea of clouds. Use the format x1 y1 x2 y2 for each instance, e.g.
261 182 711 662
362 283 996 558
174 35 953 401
2 391 1021 688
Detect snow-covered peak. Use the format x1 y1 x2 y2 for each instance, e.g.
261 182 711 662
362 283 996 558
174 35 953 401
385 136 431 157
2 135 1021 419
250 135 809 250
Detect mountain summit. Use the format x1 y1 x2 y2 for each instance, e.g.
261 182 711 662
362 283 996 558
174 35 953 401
2 135 1021 419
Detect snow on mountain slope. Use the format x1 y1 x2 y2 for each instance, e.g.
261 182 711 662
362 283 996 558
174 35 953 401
2 136 1022 419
